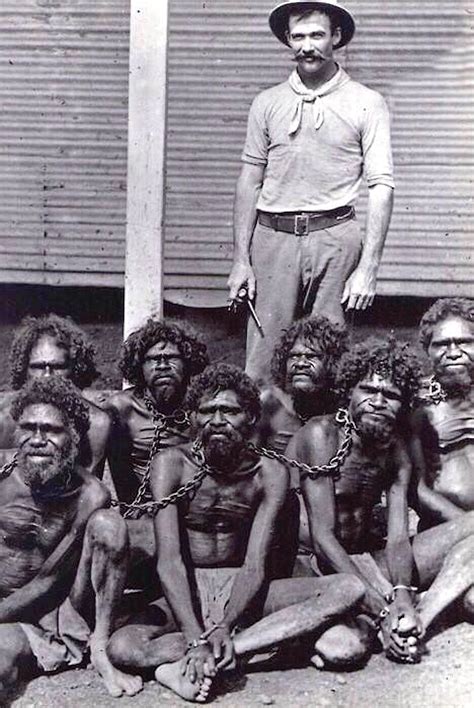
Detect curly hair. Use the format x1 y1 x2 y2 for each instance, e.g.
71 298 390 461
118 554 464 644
10 377 90 441
10 314 98 390
184 363 261 423
336 336 422 409
119 318 209 388
271 315 349 389
419 298 474 351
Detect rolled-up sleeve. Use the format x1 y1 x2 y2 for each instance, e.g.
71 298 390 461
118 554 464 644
241 94 269 167
362 93 395 189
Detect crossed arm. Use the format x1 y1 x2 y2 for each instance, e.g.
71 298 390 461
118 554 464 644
0 477 109 624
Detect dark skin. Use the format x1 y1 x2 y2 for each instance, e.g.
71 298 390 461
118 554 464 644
0 334 112 478
106 340 190 505
0 402 143 698
107 387 366 702
256 338 335 453
289 374 421 660
410 316 474 528
153 389 288 680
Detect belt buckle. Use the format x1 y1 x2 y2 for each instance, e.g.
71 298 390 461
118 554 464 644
294 214 309 236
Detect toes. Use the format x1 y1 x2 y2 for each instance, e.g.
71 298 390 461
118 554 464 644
124 677 143 696
106 684 123 698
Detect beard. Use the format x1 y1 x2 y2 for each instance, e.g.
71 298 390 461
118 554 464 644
149 376 185 409
355 414 396 448
436 366 473 398
201 427 245 471
18 439 77 491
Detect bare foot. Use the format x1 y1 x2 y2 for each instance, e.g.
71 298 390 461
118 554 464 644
155 661 212 703
91 644 143 697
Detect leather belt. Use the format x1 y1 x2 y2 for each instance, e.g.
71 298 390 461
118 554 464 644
258 205 354 236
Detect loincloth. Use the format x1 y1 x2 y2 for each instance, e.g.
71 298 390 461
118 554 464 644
19 597 90 672
194 567 240 630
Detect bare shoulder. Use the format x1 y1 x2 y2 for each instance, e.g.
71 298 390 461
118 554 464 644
103 388 136 420
76 468 111 511
86 399 112 433
150 443 189 483
293 414 336 447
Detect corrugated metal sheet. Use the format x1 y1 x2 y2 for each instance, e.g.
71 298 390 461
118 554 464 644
0 0 129 287
165 0 473 306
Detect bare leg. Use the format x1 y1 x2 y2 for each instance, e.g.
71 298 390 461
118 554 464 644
0 624 37 698
108 598 178 670
71 508 143 697
108 601 212 703
416 536 474 631
412 510 474 587
233 574 364 656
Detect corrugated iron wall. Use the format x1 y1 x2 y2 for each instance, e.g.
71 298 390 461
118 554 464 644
0 1 471 302
165 0 473 306
0 0 129 287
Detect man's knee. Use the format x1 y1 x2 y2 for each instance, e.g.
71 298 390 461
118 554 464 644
313 620 372 669
0 625 35 688
86 508 128 558
107 627 133 665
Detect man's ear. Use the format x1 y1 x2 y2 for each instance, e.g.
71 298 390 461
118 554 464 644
332 26 342 48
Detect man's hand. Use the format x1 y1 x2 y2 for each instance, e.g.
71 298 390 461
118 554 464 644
381 597 423 664
341 265 377 311
227 261 256 302
180 644 217 682
207 626 235 670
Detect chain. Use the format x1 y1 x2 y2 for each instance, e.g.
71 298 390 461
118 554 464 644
416 375 447 406
112 396 189 519
112 440 208 517
112 407 355 517
248 408 355 481
0 452 18 480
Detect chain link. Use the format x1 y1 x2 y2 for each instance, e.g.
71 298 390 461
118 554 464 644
112 407 356 517
416 375 447 407
0 452 18 480
111 396 190 519
248 408 355 481
111 440 207 517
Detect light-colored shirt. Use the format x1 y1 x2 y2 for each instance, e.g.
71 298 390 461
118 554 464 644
242 68 394 213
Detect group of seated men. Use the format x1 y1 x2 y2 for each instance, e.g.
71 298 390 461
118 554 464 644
0 297 472 702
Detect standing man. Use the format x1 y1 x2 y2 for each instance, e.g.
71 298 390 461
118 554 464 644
0 314 111 477
0 377 141 698
107 364 364 702
411 298 474 529
228 1 394 382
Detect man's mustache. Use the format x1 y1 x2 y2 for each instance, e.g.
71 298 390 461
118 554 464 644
293 50 325 61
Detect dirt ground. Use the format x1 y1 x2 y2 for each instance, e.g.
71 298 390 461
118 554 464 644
1 286 471 706
8 622 474 707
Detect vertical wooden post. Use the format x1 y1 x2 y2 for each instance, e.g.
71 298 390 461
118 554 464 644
124 0 169 337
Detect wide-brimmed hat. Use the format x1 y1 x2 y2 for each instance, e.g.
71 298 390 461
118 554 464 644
269 1 356 50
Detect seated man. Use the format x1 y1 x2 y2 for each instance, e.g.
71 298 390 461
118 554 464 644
256 315 348 453
411 298 474 529
106 319 209 587
0 314 111 477
0 377 141 698
288 337 474 667
108 364 364 702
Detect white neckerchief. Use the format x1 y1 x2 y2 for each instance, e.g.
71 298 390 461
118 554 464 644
287 65 349 135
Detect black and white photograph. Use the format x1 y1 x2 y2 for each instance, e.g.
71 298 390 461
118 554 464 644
0 1 472 705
